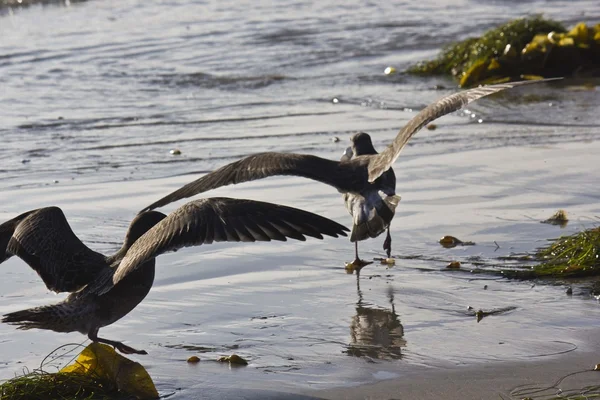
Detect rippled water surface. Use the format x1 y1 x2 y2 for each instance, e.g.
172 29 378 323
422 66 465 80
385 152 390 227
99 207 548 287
1 0 599 398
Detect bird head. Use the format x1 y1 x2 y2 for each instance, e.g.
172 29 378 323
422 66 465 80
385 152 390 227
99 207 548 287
350 132 377 156
123 211 167 248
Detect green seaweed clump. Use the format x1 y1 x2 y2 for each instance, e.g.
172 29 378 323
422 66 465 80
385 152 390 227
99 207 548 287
0 343 157 400
408 16 565 85
532 226 600 278
408 16 600 87
0 371 132 400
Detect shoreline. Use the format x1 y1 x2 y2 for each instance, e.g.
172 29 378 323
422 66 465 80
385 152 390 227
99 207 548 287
307 327 600 400
177 328 600 400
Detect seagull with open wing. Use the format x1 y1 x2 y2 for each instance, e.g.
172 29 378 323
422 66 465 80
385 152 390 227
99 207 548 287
140 78 561 266
1 198 348 354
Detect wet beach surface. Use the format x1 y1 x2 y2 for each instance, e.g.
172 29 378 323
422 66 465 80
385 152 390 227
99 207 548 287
1 0 600 398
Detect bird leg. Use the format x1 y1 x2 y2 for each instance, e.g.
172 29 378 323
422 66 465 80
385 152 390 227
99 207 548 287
383 227 392 258
88 328 148 355
345 242 372 271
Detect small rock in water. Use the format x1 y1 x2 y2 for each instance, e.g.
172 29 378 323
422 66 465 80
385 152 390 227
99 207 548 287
566 287 573 295
187 356 200 363
53 180 59 184
426 123 437 130
170 149 182 156
439 235 475 248
541 209 569 227
446 261 461 269
483 285 488 290
331 136 340 143
218 354 248 366
439 235 463 248
380 258 395 265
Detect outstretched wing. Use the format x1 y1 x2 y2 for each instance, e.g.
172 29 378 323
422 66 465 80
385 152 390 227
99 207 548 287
0 207 109 293
367 78 562 182
140 153 362 213
114 197 348 286
0 209 36 265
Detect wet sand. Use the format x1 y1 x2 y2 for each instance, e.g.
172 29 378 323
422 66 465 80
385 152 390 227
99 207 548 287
189 330 600 400
312 334 600 400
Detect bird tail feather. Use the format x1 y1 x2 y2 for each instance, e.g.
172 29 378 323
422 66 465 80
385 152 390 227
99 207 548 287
350 194 401 242
2 301 89 334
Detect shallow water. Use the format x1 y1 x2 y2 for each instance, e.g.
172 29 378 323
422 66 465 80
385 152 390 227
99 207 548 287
1 0 600 397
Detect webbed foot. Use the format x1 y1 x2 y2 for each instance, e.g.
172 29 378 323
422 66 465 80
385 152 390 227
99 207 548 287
89 329 148 355
115 342 148 355
345 258 373 273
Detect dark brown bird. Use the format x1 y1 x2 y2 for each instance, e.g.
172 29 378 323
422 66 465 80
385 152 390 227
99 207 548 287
139 79 560 265
1 198 348 355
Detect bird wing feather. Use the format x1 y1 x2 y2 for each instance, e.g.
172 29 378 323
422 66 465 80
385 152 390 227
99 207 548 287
140 153 362 212
112 198 348 288
367 78 562 182
1 207 109 293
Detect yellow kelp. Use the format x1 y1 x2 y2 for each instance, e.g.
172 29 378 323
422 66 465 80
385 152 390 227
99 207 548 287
61 343 158 399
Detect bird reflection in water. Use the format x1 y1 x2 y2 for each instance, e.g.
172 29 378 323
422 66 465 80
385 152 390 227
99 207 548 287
345 281 406 360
